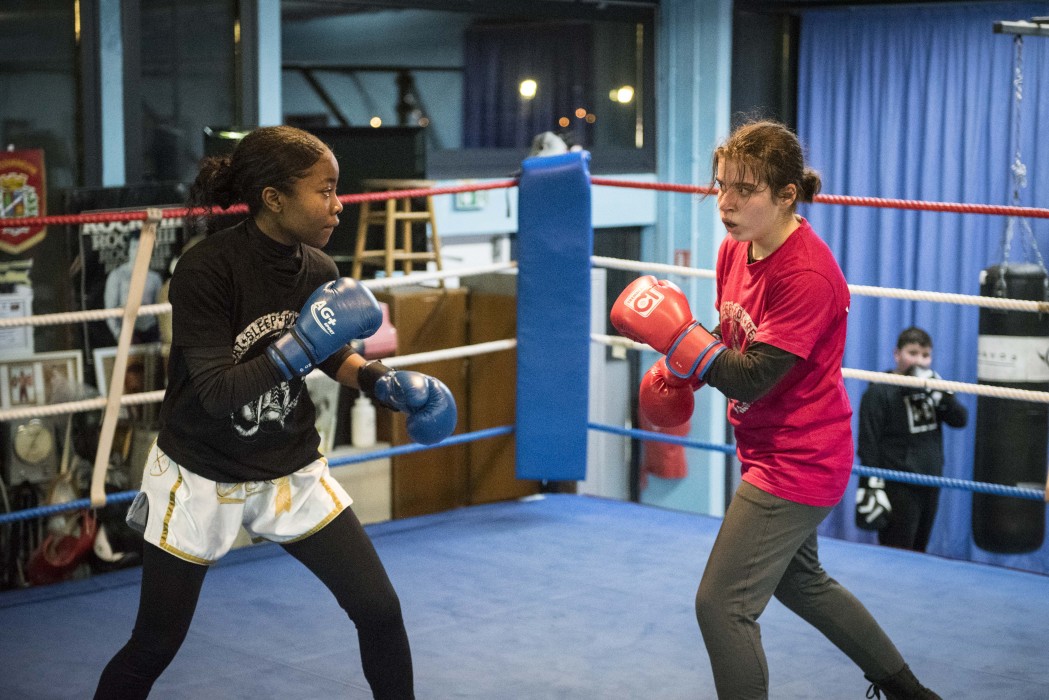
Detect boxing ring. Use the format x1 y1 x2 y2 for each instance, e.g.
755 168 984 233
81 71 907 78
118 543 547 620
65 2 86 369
2 153 1049 698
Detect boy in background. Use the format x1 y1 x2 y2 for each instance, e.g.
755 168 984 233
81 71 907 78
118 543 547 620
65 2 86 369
858 326 968 552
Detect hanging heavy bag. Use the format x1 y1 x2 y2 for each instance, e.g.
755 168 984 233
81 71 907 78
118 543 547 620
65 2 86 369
855 476 892 530
973 264 1048 553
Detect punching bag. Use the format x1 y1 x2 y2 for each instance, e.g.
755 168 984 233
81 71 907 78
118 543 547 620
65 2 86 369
973 263 1048 553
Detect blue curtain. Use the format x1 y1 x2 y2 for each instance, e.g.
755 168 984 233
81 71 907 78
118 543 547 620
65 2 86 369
462 22 593 148
797 2 1049 573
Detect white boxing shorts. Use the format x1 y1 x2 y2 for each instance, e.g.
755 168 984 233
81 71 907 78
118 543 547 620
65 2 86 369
126 442 352 565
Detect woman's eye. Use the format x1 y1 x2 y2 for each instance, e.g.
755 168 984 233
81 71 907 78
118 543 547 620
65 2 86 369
716 181 755 197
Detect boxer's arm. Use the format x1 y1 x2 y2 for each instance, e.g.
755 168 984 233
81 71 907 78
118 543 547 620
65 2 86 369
183 346 283 417
183 343 355 418
705 342 798 403
329 350 368 388
319 346 354 381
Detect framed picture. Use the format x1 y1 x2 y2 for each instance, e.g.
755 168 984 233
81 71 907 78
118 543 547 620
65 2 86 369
92 342 166 425
0 283 34 358
0 350 84 409
92 343 165 398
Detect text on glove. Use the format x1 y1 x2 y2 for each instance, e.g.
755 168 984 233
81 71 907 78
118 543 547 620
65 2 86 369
310 299 337 336
622 284 664 318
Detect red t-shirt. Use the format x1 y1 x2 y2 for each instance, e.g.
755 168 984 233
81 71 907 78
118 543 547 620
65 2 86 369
715 217 853 506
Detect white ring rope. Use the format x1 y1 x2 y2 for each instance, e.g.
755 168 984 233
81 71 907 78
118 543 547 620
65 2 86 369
591 334 1049 404
382 339 517 368
0 303 173 329
0 263 520 425
0 341 518 424
840 367 1049 403
593 255 1049 313
846 283 1049 313
360 261 516 290
0 263 518 331
593 255 715 280
593 255 1049 403
0 391 167 422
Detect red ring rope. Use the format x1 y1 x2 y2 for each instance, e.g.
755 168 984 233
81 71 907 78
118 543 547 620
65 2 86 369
0 180 518 228
2 176 1046 228
589 176 1049 219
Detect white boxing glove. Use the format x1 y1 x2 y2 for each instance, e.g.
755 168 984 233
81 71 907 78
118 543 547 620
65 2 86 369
909 366 946 406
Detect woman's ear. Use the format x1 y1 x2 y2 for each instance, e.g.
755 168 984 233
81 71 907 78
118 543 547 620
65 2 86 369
261 186 283 214
779 183 798 207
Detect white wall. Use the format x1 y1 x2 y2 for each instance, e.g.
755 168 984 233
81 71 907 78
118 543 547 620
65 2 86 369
581 266 633 501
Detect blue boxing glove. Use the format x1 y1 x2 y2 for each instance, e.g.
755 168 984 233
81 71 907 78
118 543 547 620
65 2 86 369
358 360 457 445
267 278 382 381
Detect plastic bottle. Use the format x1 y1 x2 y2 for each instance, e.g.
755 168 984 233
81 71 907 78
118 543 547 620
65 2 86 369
351 394 377 448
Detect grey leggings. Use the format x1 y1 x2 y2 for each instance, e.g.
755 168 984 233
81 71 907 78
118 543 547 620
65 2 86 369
695 481 905 699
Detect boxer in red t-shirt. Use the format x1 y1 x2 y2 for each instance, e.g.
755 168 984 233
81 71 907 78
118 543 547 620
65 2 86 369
612 120 939 700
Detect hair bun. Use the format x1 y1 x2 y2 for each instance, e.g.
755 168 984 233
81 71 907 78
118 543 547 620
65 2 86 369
206 156 237 208
800 168 822 202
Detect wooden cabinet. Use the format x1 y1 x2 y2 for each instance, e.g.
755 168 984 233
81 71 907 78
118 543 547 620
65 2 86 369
370 279 539 518
373 286 469 518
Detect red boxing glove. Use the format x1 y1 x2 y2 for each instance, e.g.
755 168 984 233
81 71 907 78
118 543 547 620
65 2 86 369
611 275 726 381
639 358 705 428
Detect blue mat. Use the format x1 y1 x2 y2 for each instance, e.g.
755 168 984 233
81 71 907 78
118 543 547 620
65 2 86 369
2 494 1048 699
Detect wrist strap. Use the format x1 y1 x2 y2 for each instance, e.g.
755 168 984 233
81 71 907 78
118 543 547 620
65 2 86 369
358 360 392 397
667 322 726 380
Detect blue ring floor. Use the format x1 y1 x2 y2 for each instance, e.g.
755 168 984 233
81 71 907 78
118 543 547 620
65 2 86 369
2 493 1047 699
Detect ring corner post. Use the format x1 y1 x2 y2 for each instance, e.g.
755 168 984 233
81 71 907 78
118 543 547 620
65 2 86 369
515 151 594 482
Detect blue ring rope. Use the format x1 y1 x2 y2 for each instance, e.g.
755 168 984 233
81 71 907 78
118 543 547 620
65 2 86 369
0 425 514 526
328 425 513 467
3 420 1042 522
587 421 1045 502
588 422 736 454
0 490 138 526
850 464 1043 500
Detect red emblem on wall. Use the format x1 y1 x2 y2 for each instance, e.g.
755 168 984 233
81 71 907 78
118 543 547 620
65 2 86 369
0 149 47 254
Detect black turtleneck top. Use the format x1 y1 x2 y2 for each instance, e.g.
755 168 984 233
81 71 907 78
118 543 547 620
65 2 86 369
157 218 352 481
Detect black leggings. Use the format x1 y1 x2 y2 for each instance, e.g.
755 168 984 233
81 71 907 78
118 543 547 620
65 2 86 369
878 481 940 552
94 508 413 699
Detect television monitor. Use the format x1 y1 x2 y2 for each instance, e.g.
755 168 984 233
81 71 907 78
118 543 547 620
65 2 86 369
308 126 427 187
202 125 426 185
309 126 427 266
